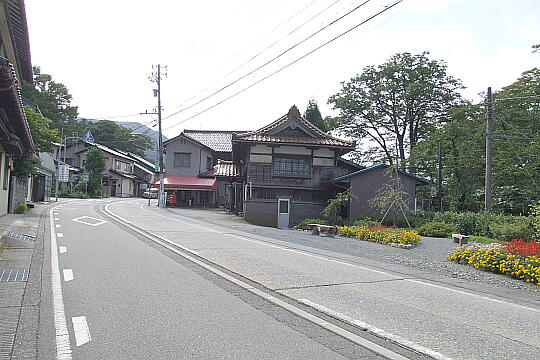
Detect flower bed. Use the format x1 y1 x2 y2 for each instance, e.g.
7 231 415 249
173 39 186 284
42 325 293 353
448 245 540 285
337 225 421 248
504 238 540 257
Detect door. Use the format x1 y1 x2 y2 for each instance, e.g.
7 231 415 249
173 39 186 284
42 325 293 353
277 198 290 229
110 180 117 197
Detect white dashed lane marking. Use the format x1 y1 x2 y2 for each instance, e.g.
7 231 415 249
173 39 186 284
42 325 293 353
63 269 74 282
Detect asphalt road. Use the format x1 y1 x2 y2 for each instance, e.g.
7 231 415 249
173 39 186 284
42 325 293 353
40 199 389 359
103 199 540 360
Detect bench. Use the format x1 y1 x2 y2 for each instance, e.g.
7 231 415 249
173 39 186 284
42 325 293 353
307 224 337 238
452 233 469 245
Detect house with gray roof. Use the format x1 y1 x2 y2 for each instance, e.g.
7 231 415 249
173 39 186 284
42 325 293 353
333 163 431 218
162 130 245 207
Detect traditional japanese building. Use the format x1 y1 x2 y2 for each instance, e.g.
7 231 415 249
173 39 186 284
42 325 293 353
232 106 355 228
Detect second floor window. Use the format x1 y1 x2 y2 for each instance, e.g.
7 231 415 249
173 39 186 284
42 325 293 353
115 160 131 172
273 157 310 177
206 156 212 170
174 152 191 167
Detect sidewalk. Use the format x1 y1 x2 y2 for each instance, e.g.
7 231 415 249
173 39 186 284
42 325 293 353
0 202 49 360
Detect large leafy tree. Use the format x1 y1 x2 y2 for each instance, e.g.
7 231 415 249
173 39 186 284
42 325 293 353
328 52 463 166
491 68 540 214
410 104 485 212
24 106 61 153
304 99 327 131
86 120 154 158
21 66 84 136
410 68 540 214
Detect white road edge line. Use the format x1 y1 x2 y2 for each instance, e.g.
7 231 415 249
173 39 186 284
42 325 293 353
59 247 67 254
72 316 91 346
299 299 453 360
49 206 72 359
63 269 74 282
102 203 408 360
135 203 540 314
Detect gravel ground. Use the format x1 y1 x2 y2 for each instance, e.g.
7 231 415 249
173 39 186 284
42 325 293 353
167 207 540 297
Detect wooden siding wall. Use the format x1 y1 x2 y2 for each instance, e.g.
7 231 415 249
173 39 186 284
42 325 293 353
247 144 342 188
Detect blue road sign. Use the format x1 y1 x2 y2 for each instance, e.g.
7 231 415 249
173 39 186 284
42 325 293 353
82 130 94 143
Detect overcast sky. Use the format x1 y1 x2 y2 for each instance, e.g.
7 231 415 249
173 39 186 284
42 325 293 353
25 0 539 138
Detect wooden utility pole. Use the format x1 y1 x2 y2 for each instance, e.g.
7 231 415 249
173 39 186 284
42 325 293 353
485 87 493 212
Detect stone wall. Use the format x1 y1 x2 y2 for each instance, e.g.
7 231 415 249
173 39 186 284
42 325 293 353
9 176 28 212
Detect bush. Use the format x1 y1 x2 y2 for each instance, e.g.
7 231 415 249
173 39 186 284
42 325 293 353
13 202 27 214
417 222 456 238
469 236 499 244
448 245 540 285
295 219 329 230
432 211 530 238
337 225 421 247
490 220 534 242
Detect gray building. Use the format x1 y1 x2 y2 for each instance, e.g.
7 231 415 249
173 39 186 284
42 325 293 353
232 106 355 228
162 130 243 207
333 163 430 218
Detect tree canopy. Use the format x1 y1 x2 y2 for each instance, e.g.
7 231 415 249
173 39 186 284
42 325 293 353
22 66 153 158
304 99 327 131
328 52 463 166
410 68 540 214
24 106 61 153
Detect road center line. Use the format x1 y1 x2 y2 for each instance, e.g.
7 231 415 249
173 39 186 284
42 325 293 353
133 203 540 313
57 233 64 238
49 206 72 359
59 246 67 254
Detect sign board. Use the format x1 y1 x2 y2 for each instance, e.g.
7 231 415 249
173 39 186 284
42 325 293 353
82 172 90 182
69 177 77 183
82 130 94 143
58 164 69 182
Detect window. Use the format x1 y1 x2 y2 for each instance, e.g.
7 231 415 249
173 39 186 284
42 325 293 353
115 160 121 170
124 163 131 172
174 152 191 167
206 156 212 170
273 157 310 177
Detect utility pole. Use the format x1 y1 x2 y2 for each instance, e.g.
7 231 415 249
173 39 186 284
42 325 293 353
437 141 443 211
485 87 493 212
149 65 167 207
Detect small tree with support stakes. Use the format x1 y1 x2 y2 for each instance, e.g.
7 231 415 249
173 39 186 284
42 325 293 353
368 166 412 227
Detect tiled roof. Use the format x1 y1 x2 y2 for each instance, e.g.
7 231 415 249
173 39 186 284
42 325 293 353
233 106 354 148
183 130 246 152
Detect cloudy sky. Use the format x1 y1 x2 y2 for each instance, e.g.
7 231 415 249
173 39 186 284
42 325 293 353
25 0 539 138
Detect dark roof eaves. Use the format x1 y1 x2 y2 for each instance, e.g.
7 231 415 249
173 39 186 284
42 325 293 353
333 163 431 184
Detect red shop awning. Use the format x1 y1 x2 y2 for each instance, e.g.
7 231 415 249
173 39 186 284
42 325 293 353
152 176 217 190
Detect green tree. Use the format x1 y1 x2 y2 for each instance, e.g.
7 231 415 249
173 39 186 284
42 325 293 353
86 120 154 158
410 104 485 212
328 52 463 166
21 66 84 135
304 99 327 131
84 147 105 194
410 68 540 214
24 106 61 153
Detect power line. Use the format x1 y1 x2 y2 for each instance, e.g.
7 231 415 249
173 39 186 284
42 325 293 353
170 0 338 111
163 0 404 131
163 0 374 121
494 94 540 101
